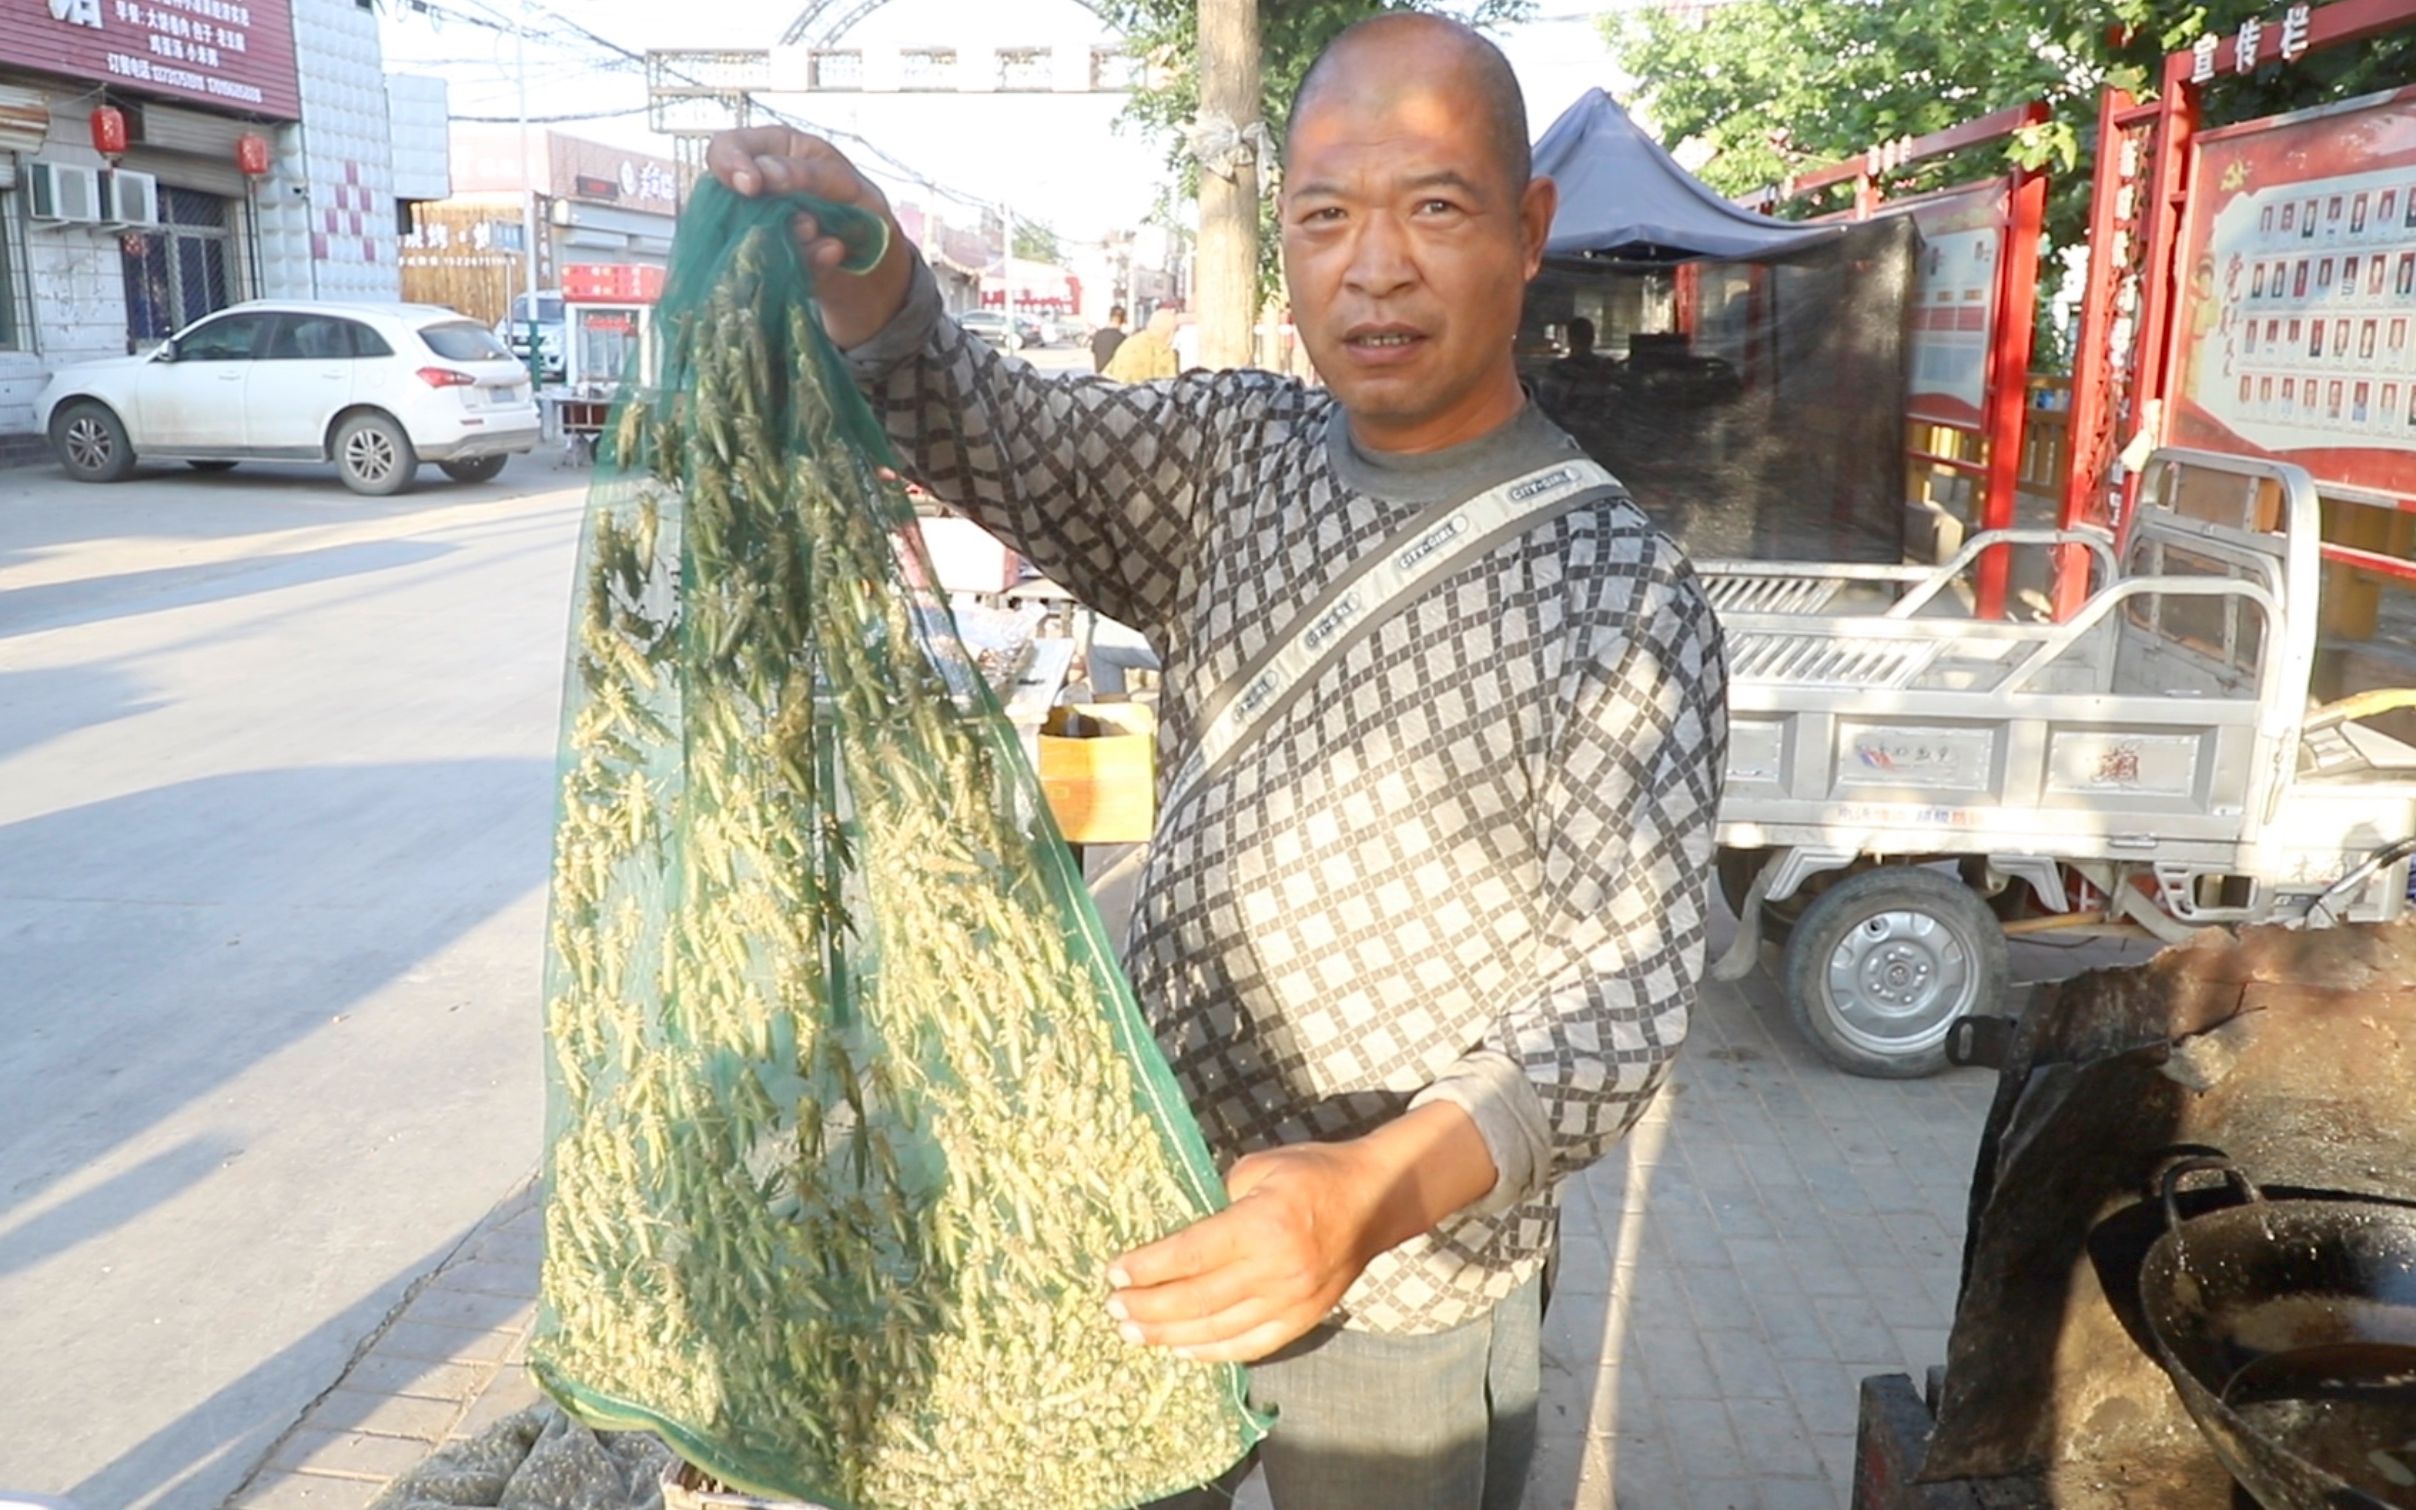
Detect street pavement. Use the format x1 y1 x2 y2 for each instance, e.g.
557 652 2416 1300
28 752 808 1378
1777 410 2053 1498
228 963 2003 1510
0 452 587 1508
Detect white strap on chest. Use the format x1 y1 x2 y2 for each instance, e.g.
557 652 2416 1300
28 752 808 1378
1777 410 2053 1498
1160 456 1619 816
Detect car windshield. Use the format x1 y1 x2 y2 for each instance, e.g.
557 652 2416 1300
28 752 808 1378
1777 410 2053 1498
422 321 516 362
509 295 565 324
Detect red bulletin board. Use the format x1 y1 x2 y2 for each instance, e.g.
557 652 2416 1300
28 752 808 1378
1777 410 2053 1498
1898 183 2012 427
2169 84 2416 498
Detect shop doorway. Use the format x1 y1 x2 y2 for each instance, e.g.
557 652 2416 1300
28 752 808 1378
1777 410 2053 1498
121 187 238 348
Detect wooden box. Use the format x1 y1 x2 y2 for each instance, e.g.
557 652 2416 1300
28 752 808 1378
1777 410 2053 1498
1038 702 1156 845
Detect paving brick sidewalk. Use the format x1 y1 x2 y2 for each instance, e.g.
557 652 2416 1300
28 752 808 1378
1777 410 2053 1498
227 958 2023 1510
226 1187 547 1509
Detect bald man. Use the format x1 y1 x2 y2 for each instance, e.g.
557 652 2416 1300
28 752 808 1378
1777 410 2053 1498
710 15 1725 1508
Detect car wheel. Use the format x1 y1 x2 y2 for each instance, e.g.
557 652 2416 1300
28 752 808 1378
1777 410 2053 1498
187 460 238 473
439 455 508 485
1781 866 2009 1079
335 413 418 497
52 401 136 483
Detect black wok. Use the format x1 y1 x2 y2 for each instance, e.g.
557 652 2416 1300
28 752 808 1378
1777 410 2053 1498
2137 1157 2416 1509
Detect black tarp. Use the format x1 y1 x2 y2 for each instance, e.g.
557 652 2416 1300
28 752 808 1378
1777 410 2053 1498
1524 92 1915 563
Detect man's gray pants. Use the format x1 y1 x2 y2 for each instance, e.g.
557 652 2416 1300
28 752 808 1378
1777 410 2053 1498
1148 1273 1542 1510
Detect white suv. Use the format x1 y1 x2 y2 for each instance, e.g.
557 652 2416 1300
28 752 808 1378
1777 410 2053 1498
37 300 543 496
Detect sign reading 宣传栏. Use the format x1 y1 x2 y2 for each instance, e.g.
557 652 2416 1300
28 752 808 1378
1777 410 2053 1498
0 0 300 120
2171 84 2416 499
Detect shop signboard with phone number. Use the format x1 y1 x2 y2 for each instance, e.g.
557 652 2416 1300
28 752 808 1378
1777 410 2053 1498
2 0 300 120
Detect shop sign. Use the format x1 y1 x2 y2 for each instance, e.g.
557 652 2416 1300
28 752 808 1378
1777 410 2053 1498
0 0 301 119
549 135 678 215
2170 85 2416 497
564 262 667 304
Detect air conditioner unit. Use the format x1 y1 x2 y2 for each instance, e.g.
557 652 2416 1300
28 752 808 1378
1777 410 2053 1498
103 169 160 227
28 162 103 224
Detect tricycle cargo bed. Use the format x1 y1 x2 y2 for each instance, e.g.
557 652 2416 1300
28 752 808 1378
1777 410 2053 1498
1701 449 2416 1078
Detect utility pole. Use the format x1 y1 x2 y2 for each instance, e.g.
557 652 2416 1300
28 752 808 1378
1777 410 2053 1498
1196 0 1259 370
1002 199 1015 322
515 0 543 384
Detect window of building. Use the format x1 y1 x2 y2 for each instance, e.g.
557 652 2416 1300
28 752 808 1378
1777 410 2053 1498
0 190 23 351
121 187 237 345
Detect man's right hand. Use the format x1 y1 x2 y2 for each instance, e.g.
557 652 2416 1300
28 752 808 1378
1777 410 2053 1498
705 127 914 350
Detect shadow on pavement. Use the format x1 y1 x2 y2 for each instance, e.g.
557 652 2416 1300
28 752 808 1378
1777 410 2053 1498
0 662 163 766
0 1134 239 1280
0 538 455 640
66 1223 480 1510
0 758 552 1225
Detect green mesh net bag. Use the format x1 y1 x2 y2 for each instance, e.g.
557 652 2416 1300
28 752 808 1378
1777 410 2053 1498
530 180 1264 1508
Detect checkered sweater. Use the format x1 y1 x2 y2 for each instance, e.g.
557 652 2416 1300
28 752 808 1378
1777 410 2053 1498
849 261 1728 1334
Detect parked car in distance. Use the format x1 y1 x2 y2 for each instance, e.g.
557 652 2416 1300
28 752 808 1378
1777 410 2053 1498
1036 313 1089 348
495 289 565 382
957 310 1025 352
37 301 542 496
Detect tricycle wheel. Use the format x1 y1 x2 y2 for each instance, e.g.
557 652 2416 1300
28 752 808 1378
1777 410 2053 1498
1782 866 2007 1079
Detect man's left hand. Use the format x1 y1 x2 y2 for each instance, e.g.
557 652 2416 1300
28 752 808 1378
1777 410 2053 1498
1105 1141 1382 1364
1105 1101 1502 1363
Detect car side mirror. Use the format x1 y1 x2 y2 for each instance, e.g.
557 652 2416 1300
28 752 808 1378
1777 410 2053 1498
153 340 178 363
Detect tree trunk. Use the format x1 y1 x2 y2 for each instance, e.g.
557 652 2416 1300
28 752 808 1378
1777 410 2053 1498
1196 0 1261 371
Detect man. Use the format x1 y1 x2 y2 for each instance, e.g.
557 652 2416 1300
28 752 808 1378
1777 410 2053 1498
1550 315 1614 387
1537 315 1618 455
1092 303 1129 373
1104 305 1181 382
710 14 1725 1507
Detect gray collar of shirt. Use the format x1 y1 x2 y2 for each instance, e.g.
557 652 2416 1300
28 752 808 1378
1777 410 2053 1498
1322 398 1585 506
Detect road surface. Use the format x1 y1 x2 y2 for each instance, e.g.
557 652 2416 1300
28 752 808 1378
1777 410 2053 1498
0 454 583 1508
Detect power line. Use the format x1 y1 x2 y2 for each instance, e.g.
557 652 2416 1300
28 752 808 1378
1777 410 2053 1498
386 0 1138 251
451 104 655 123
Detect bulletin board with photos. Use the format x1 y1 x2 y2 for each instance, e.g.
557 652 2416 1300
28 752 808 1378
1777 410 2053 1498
2170 84 2416 500
1898 183 2011 429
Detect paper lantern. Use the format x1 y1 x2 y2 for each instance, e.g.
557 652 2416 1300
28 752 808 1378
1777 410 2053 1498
89 106 128 160
236 134 272 178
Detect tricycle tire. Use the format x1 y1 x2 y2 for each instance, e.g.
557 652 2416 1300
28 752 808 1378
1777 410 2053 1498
1782 866 2007 1079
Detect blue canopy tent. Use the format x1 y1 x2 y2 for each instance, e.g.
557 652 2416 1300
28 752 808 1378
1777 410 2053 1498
1536 89 1844 261
1519 90 1916 561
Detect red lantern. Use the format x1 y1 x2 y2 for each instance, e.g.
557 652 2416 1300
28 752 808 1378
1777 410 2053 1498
89 106 128 161
236 133 272 178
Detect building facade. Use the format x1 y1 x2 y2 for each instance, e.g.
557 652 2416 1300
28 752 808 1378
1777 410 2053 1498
0 0 447 451
407 126 679 331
